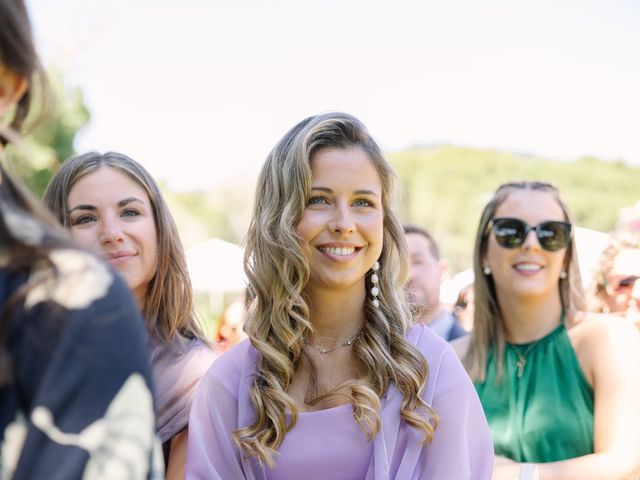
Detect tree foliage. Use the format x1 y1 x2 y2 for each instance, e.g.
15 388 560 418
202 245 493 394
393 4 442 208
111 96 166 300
2 69 90 197
390 146 640 272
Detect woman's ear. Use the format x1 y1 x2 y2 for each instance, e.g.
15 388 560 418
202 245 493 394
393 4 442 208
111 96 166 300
0 65 28 120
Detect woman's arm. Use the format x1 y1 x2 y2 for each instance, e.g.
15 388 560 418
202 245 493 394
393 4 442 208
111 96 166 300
420 345 495 479
185 351 249 479
166 428 189 480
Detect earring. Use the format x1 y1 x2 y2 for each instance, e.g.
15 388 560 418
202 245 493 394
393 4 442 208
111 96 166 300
559 270 567 279
371 261 380 308
483 266 491 276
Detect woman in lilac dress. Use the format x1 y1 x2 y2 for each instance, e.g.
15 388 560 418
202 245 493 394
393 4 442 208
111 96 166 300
186 112 493 479
43 152 216 478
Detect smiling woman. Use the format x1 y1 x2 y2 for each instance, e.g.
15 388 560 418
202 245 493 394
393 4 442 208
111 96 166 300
43 151 216 479
454 181 640 480
66 166 158 306
186 112 493 479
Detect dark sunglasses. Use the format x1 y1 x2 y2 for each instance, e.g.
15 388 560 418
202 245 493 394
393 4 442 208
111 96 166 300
489 217 572 252
606 275 639 294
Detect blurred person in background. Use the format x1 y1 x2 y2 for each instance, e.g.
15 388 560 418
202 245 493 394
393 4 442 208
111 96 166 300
215 294 248 354
454 282 475 332
187 112 493 479
590 231 640 329
0 1 161 477
43 151 216 479
403 224 468 341
454 181 640 480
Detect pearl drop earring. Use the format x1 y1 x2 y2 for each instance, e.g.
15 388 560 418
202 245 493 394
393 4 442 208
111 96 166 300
483 266 491 276
371 261 380 308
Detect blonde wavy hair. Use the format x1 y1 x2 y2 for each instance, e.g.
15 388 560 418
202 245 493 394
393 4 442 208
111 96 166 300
589 231 640 313
42 151 206 344
236 112 438 466
465 181 585 382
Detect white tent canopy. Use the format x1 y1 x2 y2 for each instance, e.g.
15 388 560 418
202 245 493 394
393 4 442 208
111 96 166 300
186 238 246 293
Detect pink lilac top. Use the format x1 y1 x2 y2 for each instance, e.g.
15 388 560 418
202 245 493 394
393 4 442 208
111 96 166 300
186 324 494 479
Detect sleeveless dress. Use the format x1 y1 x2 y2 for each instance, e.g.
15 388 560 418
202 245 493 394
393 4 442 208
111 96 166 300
475 323 594 462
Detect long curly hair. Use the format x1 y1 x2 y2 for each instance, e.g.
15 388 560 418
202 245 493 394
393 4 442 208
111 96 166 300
42 151 205 344
465 181 585 382
236 112 437 466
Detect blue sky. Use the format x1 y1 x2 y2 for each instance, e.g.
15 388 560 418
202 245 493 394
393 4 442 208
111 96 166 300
27 0 640 191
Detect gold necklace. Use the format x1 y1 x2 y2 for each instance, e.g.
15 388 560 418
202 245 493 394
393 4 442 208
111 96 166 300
510 311 566 378
512 341 541 378
311 332 360 355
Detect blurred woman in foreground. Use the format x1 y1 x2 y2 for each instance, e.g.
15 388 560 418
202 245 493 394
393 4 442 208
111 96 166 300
0 1 161 477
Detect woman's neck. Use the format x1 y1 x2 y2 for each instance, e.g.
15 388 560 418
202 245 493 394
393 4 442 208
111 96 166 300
305 285 366 343
497 291 564 343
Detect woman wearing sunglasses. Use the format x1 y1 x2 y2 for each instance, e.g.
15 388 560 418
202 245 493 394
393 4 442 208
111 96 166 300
590 232 640 329
454 181 640 479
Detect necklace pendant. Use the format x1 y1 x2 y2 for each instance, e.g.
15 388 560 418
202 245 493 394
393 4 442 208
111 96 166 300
516 356 526 378
319 347 329 354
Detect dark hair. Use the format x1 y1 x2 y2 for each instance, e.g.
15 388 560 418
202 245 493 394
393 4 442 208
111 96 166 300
403 224 441 260
0 0 46 145
0 0 65 266
0 0 70 385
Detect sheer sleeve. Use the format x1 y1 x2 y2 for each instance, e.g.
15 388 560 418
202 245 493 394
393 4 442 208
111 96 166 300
186 364 247 479
388 325 493 479
420 346 494 479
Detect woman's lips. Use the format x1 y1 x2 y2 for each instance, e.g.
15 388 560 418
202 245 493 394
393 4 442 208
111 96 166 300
104 251 136 265
512 262 542 276
316 244 362 262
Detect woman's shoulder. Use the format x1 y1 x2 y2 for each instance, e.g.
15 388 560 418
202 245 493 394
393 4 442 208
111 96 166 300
202 338 257 395
407 324 471 397
568 310 638 346
407 323 453 358
568 310 640 383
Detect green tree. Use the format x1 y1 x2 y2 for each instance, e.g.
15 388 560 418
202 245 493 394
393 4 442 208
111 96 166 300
3 68 90 197
390 146 640 273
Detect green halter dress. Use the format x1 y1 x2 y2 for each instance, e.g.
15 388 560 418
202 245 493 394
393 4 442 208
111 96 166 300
474 322 594 462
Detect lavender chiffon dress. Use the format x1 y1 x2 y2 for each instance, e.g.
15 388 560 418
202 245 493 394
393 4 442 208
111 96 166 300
148 334 216 444
186 325 493 479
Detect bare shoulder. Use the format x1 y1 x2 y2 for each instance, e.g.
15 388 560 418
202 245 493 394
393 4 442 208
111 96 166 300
568 311 640 384
568 310 639 348
450 333 472 361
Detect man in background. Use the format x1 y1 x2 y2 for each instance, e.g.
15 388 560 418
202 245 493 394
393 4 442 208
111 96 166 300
403 224 467 341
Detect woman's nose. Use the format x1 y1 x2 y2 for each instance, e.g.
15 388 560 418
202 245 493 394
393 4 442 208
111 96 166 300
328 204 355 235
98 219 124 245
521 229 541 251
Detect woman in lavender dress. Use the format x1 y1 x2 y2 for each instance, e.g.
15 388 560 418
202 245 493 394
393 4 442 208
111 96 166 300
186 112 493 479
43 152 216 478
